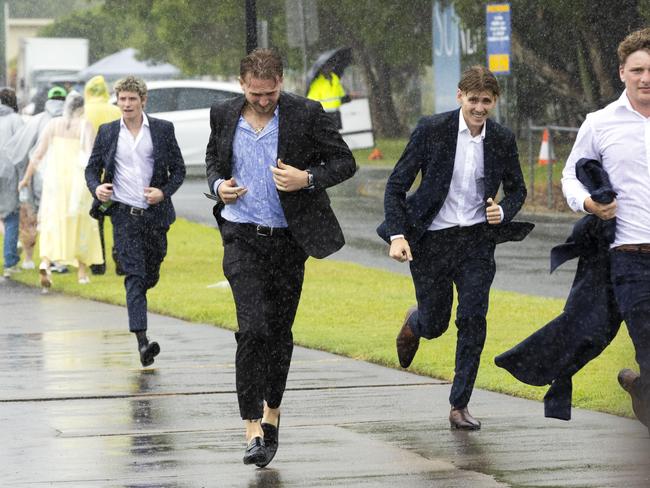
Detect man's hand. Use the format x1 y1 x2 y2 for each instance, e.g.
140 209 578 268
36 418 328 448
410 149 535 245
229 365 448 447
389 237 413 262
217 178 247 204
144 187 164 205
270 159 309 192
486 197 502 225
584 196 617 220
95 183 113 202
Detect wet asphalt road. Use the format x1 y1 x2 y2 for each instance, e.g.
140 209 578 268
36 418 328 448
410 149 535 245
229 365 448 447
176 167 578 299
2 280 648 487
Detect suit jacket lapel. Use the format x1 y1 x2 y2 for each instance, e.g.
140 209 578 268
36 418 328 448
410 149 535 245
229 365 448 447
105 121 120 176
277 92 293 162
148 115 162 164
222 96 246 171
483 118 498 197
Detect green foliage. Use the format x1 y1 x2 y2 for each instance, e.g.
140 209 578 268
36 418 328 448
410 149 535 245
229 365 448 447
453 0 648 127
38 5 140 63
3 218 636 418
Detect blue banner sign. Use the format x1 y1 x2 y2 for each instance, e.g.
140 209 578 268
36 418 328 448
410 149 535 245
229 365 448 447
433 1 461 113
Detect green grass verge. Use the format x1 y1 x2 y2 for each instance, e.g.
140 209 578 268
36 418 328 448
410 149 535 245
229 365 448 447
352 138 408 167
3 218 636 418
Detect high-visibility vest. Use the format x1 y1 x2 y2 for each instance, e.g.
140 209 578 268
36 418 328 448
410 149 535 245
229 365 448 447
307 73 346 110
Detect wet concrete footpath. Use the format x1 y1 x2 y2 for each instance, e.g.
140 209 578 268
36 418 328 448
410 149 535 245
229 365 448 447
1 279 648 488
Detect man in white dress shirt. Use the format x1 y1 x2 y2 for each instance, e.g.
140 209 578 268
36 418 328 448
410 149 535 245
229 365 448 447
86 76 185 367
379 66 528 429
562 28 650 429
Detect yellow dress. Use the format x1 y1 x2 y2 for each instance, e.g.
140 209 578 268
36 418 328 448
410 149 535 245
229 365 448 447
37 123 103 266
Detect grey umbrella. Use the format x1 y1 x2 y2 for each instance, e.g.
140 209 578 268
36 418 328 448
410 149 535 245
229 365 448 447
305 47 353 95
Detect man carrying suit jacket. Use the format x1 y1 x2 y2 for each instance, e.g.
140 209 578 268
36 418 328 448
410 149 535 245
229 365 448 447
85 76 186 368
205 48 356 466
379 66 528 430
562 28 650 432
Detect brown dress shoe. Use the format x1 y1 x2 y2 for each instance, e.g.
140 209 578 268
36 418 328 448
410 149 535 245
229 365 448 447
618 369 647 426
449 407 481 430
396 306 420 368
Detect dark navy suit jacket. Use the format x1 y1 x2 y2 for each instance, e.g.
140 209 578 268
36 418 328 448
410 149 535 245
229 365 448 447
495 159 621 420
377 109 530 245
205 92 357 259
85 116 186 228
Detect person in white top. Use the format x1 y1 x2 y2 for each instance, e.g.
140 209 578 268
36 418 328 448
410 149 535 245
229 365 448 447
379 66 529 430
561 27 650 430
85 76 186 368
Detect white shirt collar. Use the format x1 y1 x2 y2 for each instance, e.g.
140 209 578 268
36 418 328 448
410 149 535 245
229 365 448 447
120 112 150 130
458 109 486 140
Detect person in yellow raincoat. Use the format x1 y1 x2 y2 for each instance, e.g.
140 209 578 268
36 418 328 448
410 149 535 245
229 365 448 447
306 63 350 129
84 75 122 275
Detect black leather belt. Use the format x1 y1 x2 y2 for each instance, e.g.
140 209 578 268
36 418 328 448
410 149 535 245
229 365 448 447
228 221 290 237
116 202 146 216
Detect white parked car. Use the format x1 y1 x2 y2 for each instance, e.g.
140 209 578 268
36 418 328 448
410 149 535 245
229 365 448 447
144 80 242 167
133 79 373 167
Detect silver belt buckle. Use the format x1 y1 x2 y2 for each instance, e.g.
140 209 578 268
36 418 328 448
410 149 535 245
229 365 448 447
130 206 144 216
256 225 272 237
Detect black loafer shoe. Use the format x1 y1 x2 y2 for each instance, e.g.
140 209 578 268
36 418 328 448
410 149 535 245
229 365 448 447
256 414 280 467
139 341 160 367
243 436 267 465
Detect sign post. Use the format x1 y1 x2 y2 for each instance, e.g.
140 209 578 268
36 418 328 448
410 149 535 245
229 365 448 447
486 3 511 74
486 3 511 123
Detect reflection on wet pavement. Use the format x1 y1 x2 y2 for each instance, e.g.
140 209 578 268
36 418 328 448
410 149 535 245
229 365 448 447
2 218 648 486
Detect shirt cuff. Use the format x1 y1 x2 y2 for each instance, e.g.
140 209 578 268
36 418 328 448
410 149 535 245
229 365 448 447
390 234 405 241
213 179 225 196
498 205 504 222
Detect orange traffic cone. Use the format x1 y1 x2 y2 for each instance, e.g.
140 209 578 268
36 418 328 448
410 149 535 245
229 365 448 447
538 128 555 166
368 147 383 160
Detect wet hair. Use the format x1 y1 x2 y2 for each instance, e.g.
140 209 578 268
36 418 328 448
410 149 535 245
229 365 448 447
0 87 18 112
63 91 84 119
618 28 650 65
458 65 500 97
113 75 147 99
240 48 283 82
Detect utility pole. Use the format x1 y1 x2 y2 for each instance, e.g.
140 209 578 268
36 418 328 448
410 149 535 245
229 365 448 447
245 0 257 54
0 1 6 87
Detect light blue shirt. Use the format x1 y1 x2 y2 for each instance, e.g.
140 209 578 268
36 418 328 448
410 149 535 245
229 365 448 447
220 107 287 227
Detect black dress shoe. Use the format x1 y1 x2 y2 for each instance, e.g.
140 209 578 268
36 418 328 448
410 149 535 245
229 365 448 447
449 407 481 430
243 436 268 465
256 414 280 467
139 342 160 367
396 306 420 368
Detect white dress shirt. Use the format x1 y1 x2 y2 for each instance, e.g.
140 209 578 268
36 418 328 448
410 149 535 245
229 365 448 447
429 110 488 230
112 114 155 209
562 90 650 247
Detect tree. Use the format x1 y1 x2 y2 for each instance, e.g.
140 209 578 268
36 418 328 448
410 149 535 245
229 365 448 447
315 0 431 137
38 5 140 63
453 0 650 128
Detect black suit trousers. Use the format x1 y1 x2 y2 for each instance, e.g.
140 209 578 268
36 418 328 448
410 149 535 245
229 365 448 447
610 251 650 421
111 205 169 332
221 221 308 420
408 224 496 408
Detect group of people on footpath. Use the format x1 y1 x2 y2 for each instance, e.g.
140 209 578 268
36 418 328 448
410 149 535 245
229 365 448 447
1 75 122 287
1 27 649 469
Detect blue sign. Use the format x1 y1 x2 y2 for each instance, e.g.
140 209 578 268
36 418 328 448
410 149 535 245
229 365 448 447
486 3 511 74
432 2 461 113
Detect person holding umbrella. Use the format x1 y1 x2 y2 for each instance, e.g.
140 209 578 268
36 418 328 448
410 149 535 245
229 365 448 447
307 48 352 129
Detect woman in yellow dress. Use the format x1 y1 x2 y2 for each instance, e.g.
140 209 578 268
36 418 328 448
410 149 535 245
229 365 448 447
19 91 103 290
